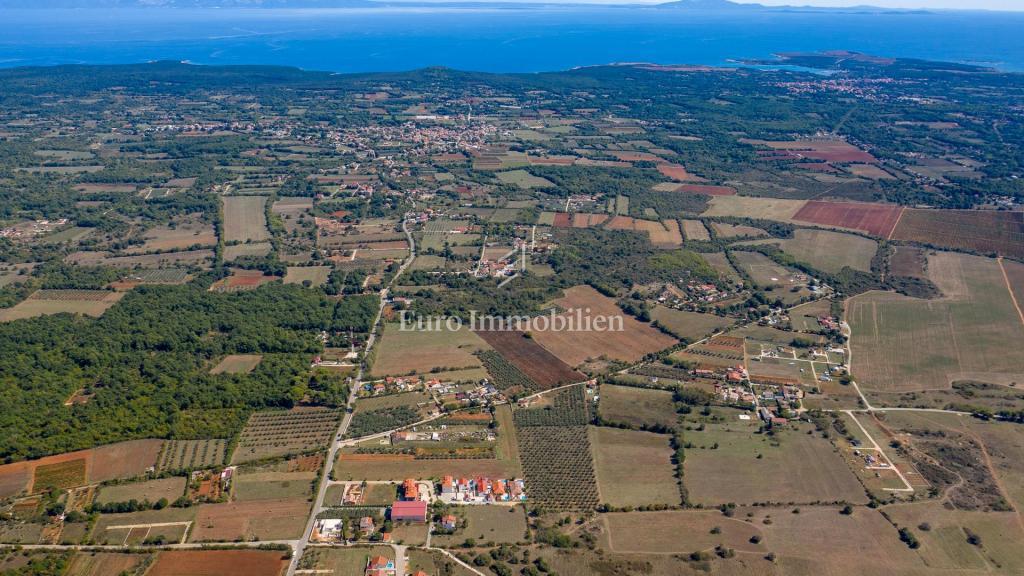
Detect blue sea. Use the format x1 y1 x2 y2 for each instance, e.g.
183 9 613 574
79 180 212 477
1 6 1022 73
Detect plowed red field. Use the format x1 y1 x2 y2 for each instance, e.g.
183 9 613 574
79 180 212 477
793 201 904 237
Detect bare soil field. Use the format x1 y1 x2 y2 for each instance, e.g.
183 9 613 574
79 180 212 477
683 411 867 506
65 552 148 576
680 219 710 241
95 477 187 505
892 209 1024 259
475 329 585 388
210 354 263 374
222 195 270 243
529 285 676 367
793 200 904 237
848 253 1024 392
710 222 767 238
590 427 680 508
597 384 678 429
889 245 929 278
190 498 310 542
129 219 216 253
0 439 162 498
372 322 489 377
148 550 288 576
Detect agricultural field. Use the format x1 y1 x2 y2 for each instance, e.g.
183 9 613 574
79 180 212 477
757 228 878 273
0 289 124 322
0 439 162 498
222 195 271 243
209 354 263 374
792 200 904 237
515 426 598 511
847 252 1024 392
148 550 289 576
680 219 710 241
709 221 767 238
597 384 678 429
190 497 311 541
231 408 340 464
891 208 1024 259
371 323 489 377
474 329 585 388
650 306 734 341
682 408 867 506
888 245 929 278
702 196 807 222
283 266 331 286
589 427 680 508
90 507 196 545
432 505 528 547
129 217 216 252
298 547 393 576
529 285 676 367
156 439 227 471
496 169 554 189
233 469 316 501
95 477 187 505
602 509 765 554
64 552 149 576
478 349 540 394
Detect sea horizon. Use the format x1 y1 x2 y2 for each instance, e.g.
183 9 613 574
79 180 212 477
1 6 1023 73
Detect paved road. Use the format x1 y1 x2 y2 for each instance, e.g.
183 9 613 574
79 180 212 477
287 217 418 576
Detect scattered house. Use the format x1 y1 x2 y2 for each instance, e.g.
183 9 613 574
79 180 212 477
440 475 455 495
359 516 376 535
440 514 458 531
390 500 428 523
381 532 392 543
313 518 344 541
365 555 397 576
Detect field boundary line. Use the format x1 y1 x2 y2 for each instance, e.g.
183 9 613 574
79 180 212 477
998 257 1024 327
886 206 906 240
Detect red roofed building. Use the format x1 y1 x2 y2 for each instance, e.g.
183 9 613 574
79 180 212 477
390 500 428 523
402 479 419 501
365 555 396 576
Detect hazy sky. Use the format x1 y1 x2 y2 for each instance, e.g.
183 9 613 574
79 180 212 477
520 0 1024 9
745 0 1024 9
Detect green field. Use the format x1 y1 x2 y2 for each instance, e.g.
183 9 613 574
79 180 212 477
682 408 867 506
650 306 734 342
589 426 680 508
597 384 678 429
848 252 1024 392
